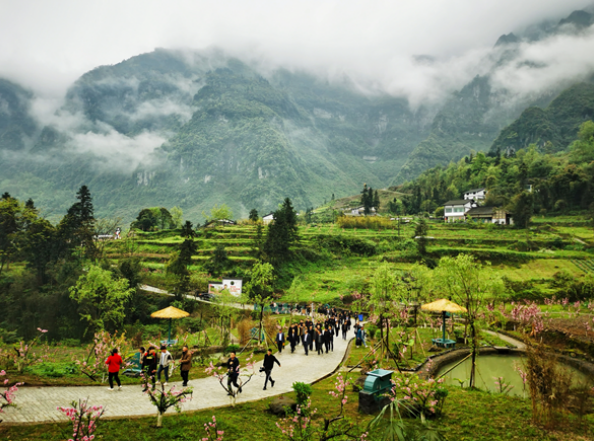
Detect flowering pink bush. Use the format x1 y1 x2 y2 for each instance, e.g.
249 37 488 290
276 374 367 441
391 375 447 421
205 353 256 402
510 301 544 336
11 327 49 373
1 370 21 422
144 383 193 427
57 398 104 441
202 415 225 441
76 330 132 382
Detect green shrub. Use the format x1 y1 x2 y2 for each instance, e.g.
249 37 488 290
224 344 240 354
312 234 376 256
292 382 313 406
25 362 79 378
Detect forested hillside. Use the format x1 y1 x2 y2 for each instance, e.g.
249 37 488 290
391 120 594 218
2 9 594 221
395 9 594 183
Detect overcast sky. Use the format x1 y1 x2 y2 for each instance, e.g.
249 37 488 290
0 0 593 102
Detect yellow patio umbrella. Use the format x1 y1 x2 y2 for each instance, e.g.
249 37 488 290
421 299 467 343
151 306 189 344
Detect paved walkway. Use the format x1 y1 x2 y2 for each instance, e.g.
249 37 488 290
2 332 354 425
484 330 526 350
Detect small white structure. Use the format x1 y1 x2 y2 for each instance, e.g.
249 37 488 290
346 206 376 216
208 278 243 297
444 199 474 223
464 188 487 201
262 213 275 225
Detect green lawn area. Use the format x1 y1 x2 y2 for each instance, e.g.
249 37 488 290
2 371 591 441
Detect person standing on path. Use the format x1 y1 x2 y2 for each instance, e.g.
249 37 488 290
262 348 281 390
276 329 285 353
303 329 310 356
105 348 123 391
341 320 348 340
288 324 298 353
142 346 158 391
178 345 192 387
158 345 173 385
226 352 242 395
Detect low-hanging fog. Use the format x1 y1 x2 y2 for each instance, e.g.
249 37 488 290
1 0 594 171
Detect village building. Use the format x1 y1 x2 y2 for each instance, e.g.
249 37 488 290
208 278 243 297
465 206 512 225
464 188 487 201
345 206 377 216
262 213 275 225
444 199 474 222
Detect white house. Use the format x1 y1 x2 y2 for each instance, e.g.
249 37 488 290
262 213 275 225
444 199 474 222
346 206 376 216
208 278 243 297
464 188 487 201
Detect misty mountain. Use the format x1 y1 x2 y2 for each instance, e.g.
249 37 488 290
2 7 594 222
489 80 594 154
0 50 430 221
0 79 38 151
394 8 594 183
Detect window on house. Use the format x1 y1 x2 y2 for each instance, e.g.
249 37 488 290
445 208 452 213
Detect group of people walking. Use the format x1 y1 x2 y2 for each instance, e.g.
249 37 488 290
283 310 355 356
104 344 193 391
104 308 362 396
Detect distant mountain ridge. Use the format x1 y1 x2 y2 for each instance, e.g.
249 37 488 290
1 8 594 222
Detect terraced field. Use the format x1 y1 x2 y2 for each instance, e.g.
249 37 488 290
103 215 593 302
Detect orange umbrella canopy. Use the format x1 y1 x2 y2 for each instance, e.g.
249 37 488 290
421 298 467 314
150 306 190 319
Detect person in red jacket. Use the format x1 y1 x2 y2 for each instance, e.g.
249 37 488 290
105 348 123 390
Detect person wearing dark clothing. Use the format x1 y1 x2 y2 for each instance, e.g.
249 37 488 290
105 348 122 390
262 349 281 390
334 317 340 337
179 345 192 387
276 330 285 353
315 327 323 355
326 326 334 351
323 327 331 353
142 347 158 391
308 326 314 351
226 352 242 394
289 325 298 353
341 321 348 340
303 331 310 355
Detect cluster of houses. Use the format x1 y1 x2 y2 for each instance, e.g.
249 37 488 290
444 188 512 224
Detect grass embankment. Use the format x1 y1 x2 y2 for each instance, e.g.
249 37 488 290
2 372 591 441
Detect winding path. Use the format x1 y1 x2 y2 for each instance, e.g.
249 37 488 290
2 332 353 425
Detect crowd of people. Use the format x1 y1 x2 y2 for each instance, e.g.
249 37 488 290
105 308 365 396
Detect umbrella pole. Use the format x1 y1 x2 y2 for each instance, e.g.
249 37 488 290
168 318 172 345
442 311 446 343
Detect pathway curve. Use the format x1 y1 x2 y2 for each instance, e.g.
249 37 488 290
2 332 353 425
484 330 526 350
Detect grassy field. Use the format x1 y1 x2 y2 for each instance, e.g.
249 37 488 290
2 371 591 441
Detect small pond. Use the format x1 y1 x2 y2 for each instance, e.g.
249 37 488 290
437 354 592 396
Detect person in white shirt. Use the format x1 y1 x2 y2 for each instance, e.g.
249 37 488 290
157 345 173 385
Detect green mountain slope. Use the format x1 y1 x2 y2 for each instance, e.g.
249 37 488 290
0 52 430 222
394 8 594 184
489 82 594 154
